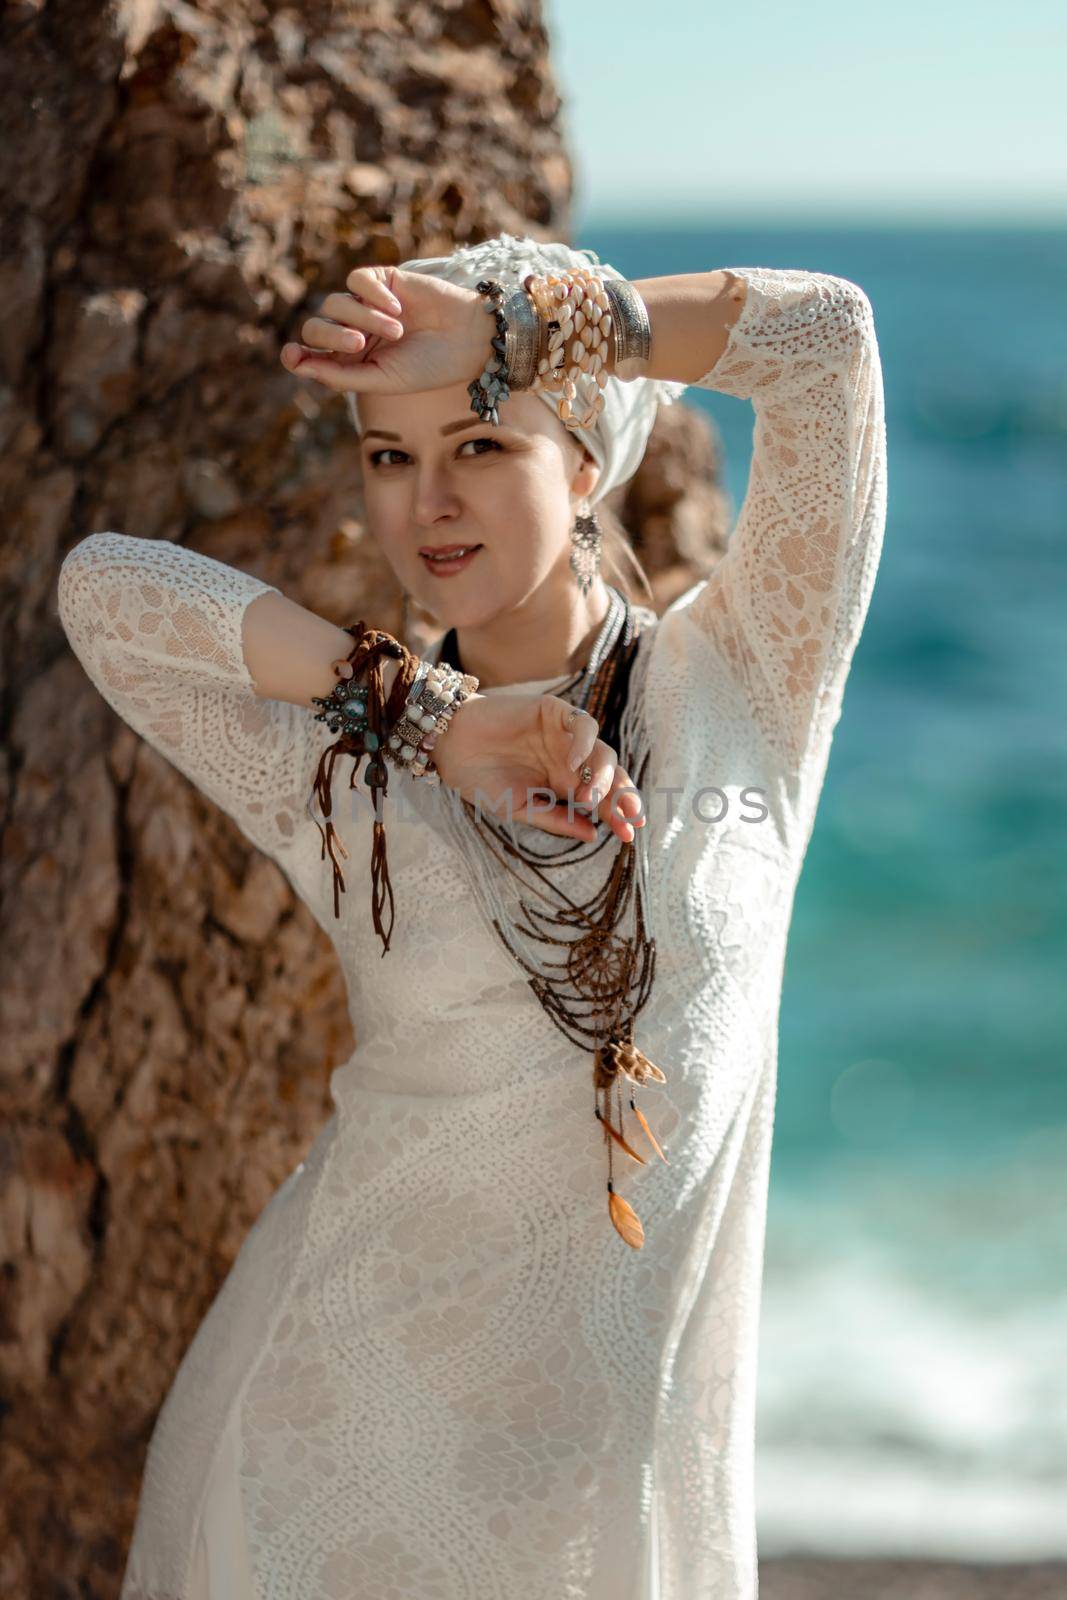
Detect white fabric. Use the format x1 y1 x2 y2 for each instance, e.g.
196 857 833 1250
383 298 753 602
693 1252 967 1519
346 230 690 506
55 264 887 1600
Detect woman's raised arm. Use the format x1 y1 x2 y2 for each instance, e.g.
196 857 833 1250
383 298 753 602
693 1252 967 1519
55 531 356 859
637 265 888 795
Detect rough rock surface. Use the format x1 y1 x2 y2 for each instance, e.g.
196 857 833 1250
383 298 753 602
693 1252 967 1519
0 2 728 1593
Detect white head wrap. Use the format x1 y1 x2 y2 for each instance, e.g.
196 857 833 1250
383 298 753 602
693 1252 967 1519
345 231 688 507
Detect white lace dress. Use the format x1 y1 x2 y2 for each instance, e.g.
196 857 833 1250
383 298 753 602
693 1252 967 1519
56 266 886 1600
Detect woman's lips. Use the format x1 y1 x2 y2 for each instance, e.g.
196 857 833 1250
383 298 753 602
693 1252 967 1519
419 545 483 577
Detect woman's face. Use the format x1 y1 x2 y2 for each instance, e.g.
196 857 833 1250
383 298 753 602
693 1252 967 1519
354 380 600 629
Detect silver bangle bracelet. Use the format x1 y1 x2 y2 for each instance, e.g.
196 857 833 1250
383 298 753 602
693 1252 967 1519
603 279 652 382
502 286 544 392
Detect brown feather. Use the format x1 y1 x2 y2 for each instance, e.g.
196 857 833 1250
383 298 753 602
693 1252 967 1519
596 1107 646 1164
631 1101 670 1165
608 1189 645 1249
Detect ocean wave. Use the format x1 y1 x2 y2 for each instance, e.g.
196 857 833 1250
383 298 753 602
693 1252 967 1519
756 1244 1067 1559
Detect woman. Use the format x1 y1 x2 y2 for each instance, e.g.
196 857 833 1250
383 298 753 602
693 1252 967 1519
56 232 887 1599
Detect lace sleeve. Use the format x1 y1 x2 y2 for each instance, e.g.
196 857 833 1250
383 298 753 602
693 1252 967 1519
55 531 320 858
686 265 888 786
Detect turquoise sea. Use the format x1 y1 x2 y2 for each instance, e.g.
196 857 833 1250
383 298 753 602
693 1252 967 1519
579 219 1067 1560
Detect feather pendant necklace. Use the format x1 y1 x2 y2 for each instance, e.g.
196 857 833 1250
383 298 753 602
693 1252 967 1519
435 586 673 1249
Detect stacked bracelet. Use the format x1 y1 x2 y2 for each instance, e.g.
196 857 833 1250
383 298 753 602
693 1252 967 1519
468 268 654 433
309 628 480 947
384 659 479 785
311 653 478 789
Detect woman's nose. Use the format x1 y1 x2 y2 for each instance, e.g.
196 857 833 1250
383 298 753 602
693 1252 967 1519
411 470 463 525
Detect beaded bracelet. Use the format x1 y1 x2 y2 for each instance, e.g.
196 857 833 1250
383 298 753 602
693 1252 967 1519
383 658 479 785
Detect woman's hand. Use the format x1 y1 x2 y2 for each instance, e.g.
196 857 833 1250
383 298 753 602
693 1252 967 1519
280 265 488 396
430 691 647 845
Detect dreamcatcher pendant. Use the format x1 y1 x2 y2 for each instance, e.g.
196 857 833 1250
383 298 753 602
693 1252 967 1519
593 1029 670 1250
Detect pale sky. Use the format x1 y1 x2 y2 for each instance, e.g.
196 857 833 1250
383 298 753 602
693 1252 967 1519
544 0 1066 225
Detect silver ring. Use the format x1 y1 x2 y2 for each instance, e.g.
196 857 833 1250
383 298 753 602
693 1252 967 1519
580 764 594 784
565 708 581 728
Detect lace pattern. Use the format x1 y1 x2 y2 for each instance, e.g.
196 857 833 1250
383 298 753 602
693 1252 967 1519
688 266 887 819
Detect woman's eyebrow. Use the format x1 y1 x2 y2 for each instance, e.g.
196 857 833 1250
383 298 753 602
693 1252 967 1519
362 418 485 443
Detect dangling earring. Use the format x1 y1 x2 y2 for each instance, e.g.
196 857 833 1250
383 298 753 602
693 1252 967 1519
570 497 602 597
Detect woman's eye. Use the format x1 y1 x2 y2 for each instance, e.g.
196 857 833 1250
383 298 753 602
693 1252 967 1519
368 438 503 468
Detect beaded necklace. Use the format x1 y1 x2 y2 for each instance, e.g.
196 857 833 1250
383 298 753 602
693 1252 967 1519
430 585 672 1249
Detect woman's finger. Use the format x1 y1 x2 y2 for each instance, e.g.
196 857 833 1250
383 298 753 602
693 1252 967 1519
280 340 365 372
278 345 392 391
598 767 644 821
512 789 598 842
541 696 599 779
345 266 404 317
540 699 645 841
320 292 405 342
565 708 600 773
595 766 647 839
286 317 366 359
294 306 401 355
280 284 406 373
573 737 617 809
279 351 359 386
